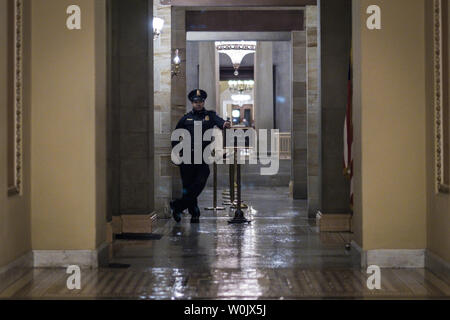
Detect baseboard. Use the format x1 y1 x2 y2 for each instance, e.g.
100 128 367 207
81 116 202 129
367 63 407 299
112 213 157 234
426 250 450 279
33 242 109 268
361 249 425 268
351 241 425 268
316 211 352 232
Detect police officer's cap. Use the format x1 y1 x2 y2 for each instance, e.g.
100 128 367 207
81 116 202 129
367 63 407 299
188 89 207 103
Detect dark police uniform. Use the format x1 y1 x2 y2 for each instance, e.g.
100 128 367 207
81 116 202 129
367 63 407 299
170 89 228 223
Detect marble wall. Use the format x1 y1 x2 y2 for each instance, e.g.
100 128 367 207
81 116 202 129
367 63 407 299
291 30 308 199
306 5 321 216
290 5 320 214
199 43 220 112
186 41 199 111
154 2 172 219
171 7 187 198
273 42 293 132
254 42 275 131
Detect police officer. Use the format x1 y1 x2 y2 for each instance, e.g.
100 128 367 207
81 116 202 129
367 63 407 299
170 89 231 223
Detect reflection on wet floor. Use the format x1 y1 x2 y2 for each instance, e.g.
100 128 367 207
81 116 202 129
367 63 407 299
1 187 449 299
111 187 359 270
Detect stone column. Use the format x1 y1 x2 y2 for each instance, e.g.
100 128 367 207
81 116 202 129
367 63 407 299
320 0 351 214
254 42 274 131
306 5 321 217
186 41 199 110
110 0 154 217
199 42 219 111
273 42 292 132
171 7 187 198
154 2 172 219
291 32 307 199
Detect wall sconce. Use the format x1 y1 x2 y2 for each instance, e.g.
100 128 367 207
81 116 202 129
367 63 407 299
152 17 164 40
171 49 181 77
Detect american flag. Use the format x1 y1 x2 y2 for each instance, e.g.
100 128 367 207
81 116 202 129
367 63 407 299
344 49 353 211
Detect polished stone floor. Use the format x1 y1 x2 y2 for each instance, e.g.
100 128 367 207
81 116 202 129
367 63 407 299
1 187 449 299
112 187 360 270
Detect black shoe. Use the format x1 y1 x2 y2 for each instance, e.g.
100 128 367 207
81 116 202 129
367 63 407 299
190 206 200 224
170 201 181 223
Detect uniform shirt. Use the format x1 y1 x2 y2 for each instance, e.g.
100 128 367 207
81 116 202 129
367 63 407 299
172 108 227 162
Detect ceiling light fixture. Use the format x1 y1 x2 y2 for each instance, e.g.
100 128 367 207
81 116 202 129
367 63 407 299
231 94 251 102
216 41 256 76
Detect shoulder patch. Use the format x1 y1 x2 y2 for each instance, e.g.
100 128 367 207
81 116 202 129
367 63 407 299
180 114 191 123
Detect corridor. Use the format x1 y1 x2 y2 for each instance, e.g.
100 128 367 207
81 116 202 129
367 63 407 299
0 187 448 299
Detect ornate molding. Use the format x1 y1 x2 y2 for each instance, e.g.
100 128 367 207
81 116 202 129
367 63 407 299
8 0 23 196
433 0 449 194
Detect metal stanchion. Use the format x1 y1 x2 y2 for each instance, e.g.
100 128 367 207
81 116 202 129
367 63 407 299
229 155 235 204
222 154 234 206
221 129 232 206
228 147 251 224
205 161 225 211
230 148 248 209
222 188 231 200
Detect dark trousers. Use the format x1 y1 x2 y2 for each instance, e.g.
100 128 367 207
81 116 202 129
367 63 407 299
173 164 210 214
